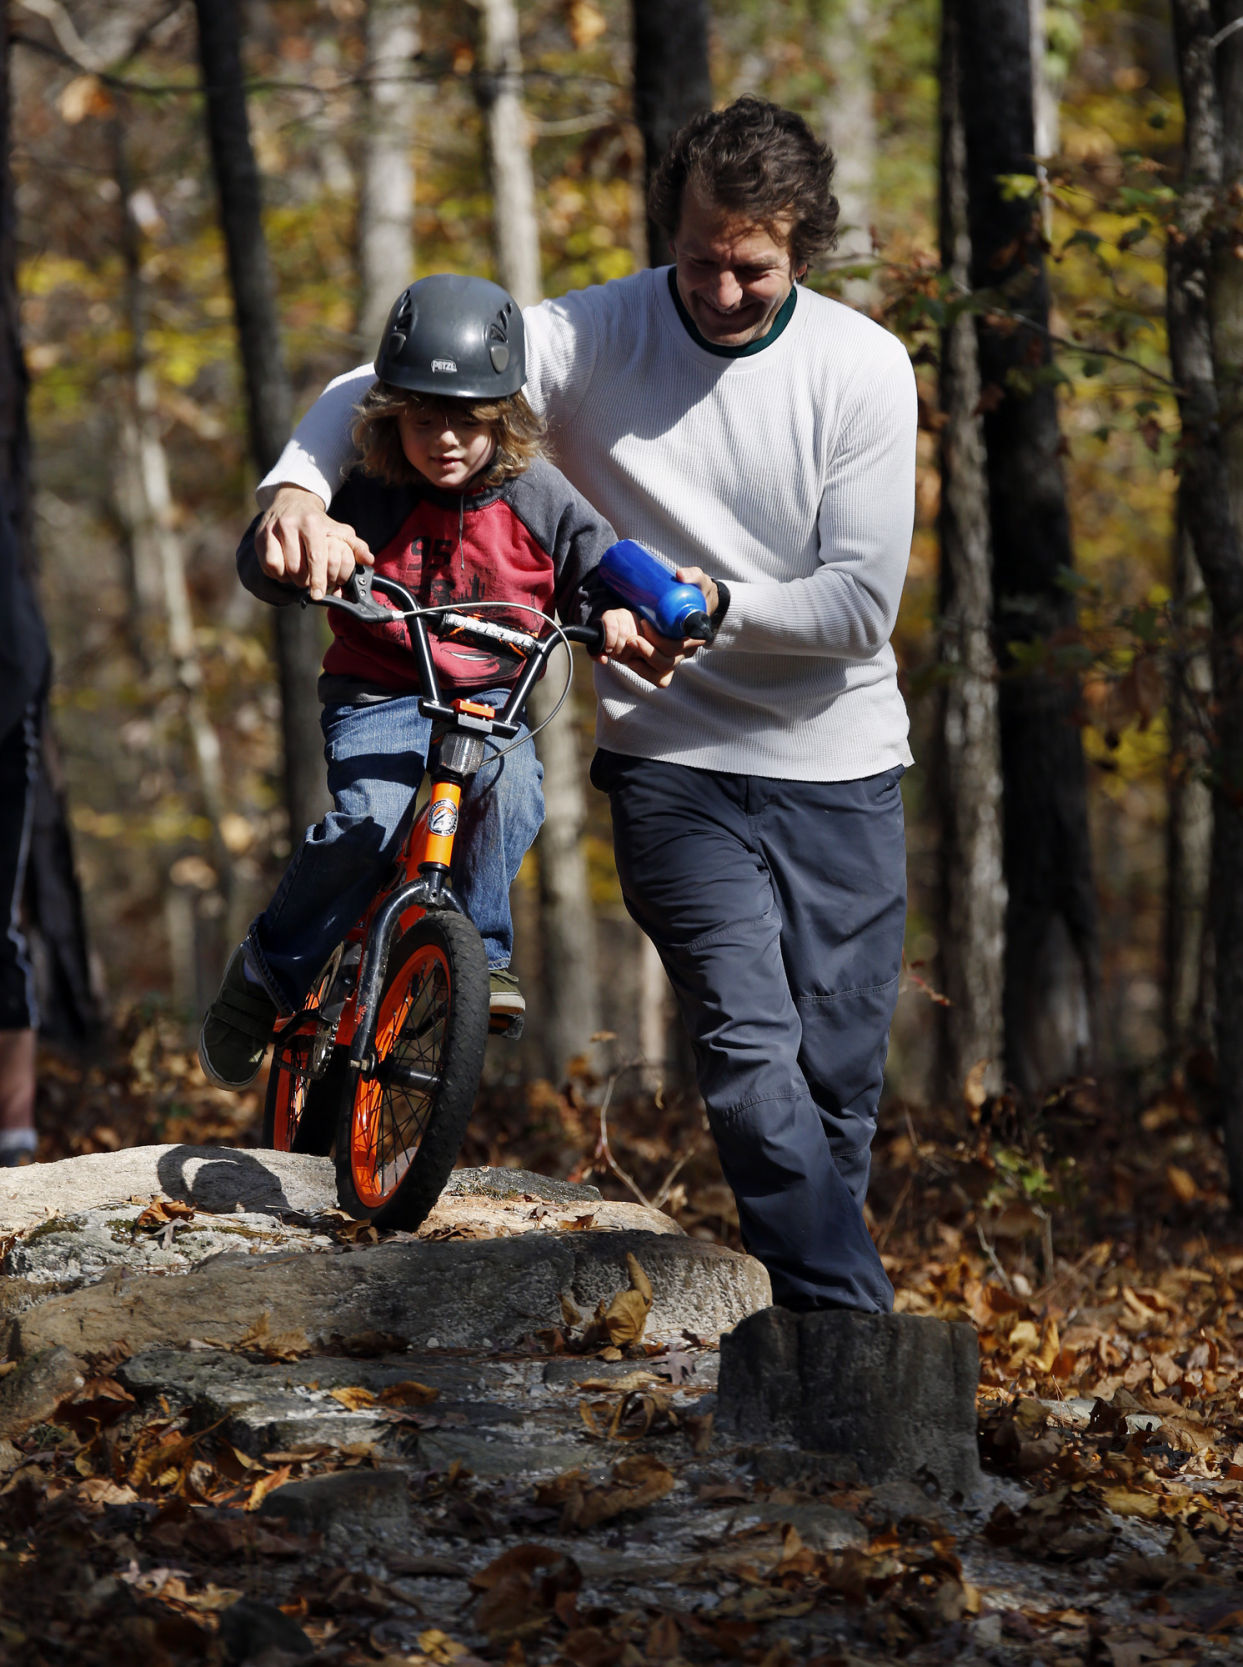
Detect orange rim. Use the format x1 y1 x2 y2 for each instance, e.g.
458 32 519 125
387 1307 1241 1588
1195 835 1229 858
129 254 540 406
271 1050 307 1150
349 939 450 1208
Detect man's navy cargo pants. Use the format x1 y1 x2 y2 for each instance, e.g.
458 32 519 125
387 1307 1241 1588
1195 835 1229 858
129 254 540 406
592 749 906 1313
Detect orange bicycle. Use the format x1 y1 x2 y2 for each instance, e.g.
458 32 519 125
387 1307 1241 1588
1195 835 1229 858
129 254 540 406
262 569 603 1230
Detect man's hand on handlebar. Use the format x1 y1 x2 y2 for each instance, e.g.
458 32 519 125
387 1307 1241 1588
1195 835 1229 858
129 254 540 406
256 484 375 601
595 607 707 688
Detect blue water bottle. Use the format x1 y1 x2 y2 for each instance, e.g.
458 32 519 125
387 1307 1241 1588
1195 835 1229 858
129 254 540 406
599 540 713 640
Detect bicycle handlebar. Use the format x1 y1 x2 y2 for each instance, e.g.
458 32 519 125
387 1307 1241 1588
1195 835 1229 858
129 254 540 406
307 568 605 656
301 568 605 742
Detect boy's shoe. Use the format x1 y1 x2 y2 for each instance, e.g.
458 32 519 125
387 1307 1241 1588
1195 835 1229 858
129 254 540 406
198 947 278 1090
489 968 525 1037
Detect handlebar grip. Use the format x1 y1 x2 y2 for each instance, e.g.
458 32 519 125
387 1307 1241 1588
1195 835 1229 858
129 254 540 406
559 622 606 656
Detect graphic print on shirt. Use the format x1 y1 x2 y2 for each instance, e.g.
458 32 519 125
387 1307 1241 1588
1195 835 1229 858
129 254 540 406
320 495 558 694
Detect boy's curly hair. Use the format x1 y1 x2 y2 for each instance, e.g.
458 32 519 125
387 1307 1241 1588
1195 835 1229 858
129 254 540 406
351 384 545 489
648 96 839 273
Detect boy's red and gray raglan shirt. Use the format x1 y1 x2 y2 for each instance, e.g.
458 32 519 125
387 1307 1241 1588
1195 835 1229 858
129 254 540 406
258 267 917 782
237 455 616 703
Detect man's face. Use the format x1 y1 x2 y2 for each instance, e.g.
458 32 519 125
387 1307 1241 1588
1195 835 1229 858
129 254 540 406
671 184 803 348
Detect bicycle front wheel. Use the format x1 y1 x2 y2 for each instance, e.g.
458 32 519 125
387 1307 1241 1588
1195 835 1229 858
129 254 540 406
334 913 489 1230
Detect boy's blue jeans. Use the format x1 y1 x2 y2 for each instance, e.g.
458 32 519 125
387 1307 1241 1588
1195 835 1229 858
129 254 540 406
247 691 544 1013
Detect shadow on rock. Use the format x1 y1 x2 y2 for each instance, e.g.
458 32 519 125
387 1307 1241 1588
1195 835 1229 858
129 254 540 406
156 1145 293 1217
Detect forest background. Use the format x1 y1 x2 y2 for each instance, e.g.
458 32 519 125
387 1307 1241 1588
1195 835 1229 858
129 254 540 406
6 0 1236 1198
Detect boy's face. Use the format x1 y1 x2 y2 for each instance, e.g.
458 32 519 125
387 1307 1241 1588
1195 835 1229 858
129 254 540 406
398 400 496 489
671 183 802 348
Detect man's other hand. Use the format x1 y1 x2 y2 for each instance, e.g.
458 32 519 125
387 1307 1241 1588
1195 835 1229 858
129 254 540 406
256 485 374 599
595 608 707 688
675 565 719 623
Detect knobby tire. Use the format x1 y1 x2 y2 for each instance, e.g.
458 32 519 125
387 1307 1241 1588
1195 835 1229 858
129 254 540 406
334 913 489 1230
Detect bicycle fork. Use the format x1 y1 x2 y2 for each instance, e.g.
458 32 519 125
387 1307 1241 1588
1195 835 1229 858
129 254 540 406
346 726 490 1078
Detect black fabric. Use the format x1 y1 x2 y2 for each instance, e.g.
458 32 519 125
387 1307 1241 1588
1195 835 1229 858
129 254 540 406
0 700 40 1030
0 511 49 741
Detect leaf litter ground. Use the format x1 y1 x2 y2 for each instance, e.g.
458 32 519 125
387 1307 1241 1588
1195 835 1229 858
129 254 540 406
2 1017 1242 1663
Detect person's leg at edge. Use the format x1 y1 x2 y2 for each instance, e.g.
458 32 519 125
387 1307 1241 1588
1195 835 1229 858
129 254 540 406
594 749 894 1314
0 702 41 1163
0 1029 37 1162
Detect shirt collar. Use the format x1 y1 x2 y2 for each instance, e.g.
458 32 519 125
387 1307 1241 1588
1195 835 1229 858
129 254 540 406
666 267 799 358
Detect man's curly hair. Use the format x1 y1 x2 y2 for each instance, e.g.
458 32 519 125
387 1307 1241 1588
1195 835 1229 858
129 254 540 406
648 96 839 273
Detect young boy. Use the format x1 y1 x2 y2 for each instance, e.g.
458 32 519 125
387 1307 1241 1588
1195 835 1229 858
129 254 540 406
199 274 619 1091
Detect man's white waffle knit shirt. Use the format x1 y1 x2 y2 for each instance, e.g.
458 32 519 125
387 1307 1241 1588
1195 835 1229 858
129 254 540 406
260 268 917 783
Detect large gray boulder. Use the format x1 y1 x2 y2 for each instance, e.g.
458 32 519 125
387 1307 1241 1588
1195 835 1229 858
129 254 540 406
0 1145 336 1232
11 1229 770 1359
0 1147 678 1248
716 1307 983 1498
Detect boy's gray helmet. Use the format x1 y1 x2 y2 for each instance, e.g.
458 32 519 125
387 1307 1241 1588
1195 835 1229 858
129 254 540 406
374 275 525 399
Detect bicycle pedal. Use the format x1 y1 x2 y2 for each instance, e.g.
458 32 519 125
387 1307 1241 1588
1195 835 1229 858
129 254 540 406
489 1012 524 1040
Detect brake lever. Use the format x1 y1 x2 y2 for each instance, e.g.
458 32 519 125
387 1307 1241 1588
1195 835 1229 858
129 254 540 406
301 564 392 623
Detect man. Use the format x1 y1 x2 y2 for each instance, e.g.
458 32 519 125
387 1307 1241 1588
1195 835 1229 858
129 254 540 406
252 96 916 1312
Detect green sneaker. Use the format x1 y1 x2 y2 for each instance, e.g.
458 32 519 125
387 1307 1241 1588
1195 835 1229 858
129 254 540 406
489 967 525 1033
198 946 279 1090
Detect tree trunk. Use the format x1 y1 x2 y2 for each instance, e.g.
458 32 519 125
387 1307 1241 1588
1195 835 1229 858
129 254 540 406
357 0 419 353
192 0 328 843
956 0 1098 1097
625 0 712 1092
631 0 712 267
934 0 1006 1103
475 0 541 309
0 7 98 1045
635 930 669 1091
1167 0 1243 1205
474 0 601 1078
1029 0 1062 240
113 124 243 993
816 0 878 308
1214 1 1243 578
529 649 602 1078
1163 514 1212 1062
